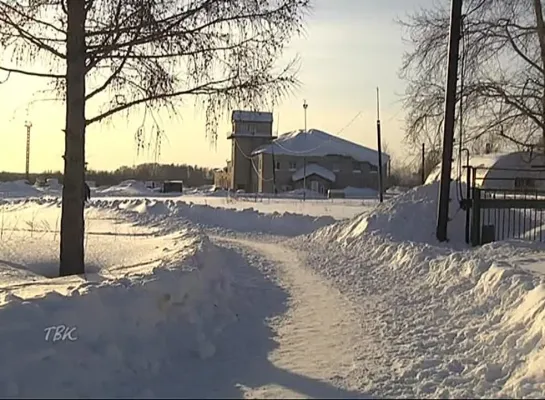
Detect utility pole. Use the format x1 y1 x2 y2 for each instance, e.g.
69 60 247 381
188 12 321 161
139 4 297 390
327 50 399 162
272 113 279 195
376 88 384 203
303 100 308 201
24 121 32 182
421 143 426 184
436 0 463 242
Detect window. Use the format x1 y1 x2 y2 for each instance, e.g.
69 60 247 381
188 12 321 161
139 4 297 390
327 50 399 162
289 161 297 171
250 123 257 135
369 164 378 172
514 177 536 190
275 161 281 170
258 157 263 171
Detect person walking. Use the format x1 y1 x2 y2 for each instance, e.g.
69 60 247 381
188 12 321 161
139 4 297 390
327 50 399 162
83 181 91 203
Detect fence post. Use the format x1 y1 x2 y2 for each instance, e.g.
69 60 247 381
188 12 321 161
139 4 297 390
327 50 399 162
465 166 472 244
471 186 482 246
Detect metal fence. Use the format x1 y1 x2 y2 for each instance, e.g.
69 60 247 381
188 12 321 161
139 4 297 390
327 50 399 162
464 166 545 246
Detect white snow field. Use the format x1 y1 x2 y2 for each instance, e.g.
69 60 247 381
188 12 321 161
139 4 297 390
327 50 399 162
0 179 382 220
0 180 544 398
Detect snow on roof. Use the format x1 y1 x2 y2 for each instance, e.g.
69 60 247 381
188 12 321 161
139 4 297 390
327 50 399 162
425 152 529 186
251 129 390 166
292 163 336 182
232 110 273 123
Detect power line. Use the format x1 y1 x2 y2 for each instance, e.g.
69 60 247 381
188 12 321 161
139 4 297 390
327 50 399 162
271 110 364 155
233 139 275 182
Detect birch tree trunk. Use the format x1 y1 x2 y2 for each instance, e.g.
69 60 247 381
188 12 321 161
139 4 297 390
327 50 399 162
533 0 545 152
59 0 86 276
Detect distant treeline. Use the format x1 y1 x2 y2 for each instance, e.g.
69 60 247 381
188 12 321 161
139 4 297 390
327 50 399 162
0 163 215 188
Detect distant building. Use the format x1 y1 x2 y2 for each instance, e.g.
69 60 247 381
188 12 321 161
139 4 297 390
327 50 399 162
222 110 390 194
227 110 276 192
426 151 545 191
213 161 231 189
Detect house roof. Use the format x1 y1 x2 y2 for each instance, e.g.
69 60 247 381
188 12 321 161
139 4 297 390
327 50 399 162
425 151 545 187
292 163 336 182
251 129 389 167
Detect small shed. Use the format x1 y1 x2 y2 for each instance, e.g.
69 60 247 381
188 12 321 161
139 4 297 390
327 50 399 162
327 189 346 199
426 151 545 190
161 180 183 193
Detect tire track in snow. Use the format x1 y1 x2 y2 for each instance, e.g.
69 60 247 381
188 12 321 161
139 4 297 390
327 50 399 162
213 236 382 399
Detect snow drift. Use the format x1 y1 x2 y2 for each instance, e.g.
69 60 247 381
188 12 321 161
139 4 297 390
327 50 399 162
295 182 545 398
0 216 239 397
0 180 42 198
342 186 379 199
313 182 467 246
94 180 156 196
90 197 336 236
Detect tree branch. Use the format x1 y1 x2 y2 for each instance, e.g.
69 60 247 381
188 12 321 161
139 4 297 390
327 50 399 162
0 12 65 58
0 1 65 36
0 65 63 79
86 77 234 126
0 70 9 83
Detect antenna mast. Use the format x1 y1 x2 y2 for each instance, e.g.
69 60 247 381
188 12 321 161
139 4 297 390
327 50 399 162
376 88 384 203
303 100 308 201
24 121 32 182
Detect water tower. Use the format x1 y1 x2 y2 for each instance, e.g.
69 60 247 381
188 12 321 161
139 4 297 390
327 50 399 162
227 110 274 192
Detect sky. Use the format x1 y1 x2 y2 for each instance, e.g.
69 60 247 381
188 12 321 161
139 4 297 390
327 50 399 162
0 0 436 173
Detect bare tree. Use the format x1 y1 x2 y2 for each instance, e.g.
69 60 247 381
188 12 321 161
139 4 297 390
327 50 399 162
399 0 545 155
0 0 310 276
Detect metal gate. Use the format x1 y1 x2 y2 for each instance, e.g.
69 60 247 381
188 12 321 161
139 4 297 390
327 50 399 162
463 166 545 246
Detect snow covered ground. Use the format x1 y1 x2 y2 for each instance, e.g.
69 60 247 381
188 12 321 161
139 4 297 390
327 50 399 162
291 184 545 398
0 197 339 398
1 179 382 220
0 180 544 398
156 195 376 221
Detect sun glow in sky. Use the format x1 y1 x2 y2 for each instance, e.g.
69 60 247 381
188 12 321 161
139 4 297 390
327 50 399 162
0 0 435 173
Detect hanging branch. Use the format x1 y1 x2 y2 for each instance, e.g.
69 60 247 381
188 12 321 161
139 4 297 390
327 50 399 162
399 0 545 154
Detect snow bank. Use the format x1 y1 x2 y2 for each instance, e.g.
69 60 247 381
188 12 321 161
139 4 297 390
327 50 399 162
91 197 336 236
185 186 231 197
0 180 42 198
343 186 378 199
95 180 155 196
314 182 467 246
46 178 62 190
386 186 410 194
302 231 545 397
297 182 545 397
184 185 216 195
0 214 240 397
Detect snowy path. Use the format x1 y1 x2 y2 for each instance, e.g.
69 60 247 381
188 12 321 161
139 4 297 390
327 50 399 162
213 236 380 399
